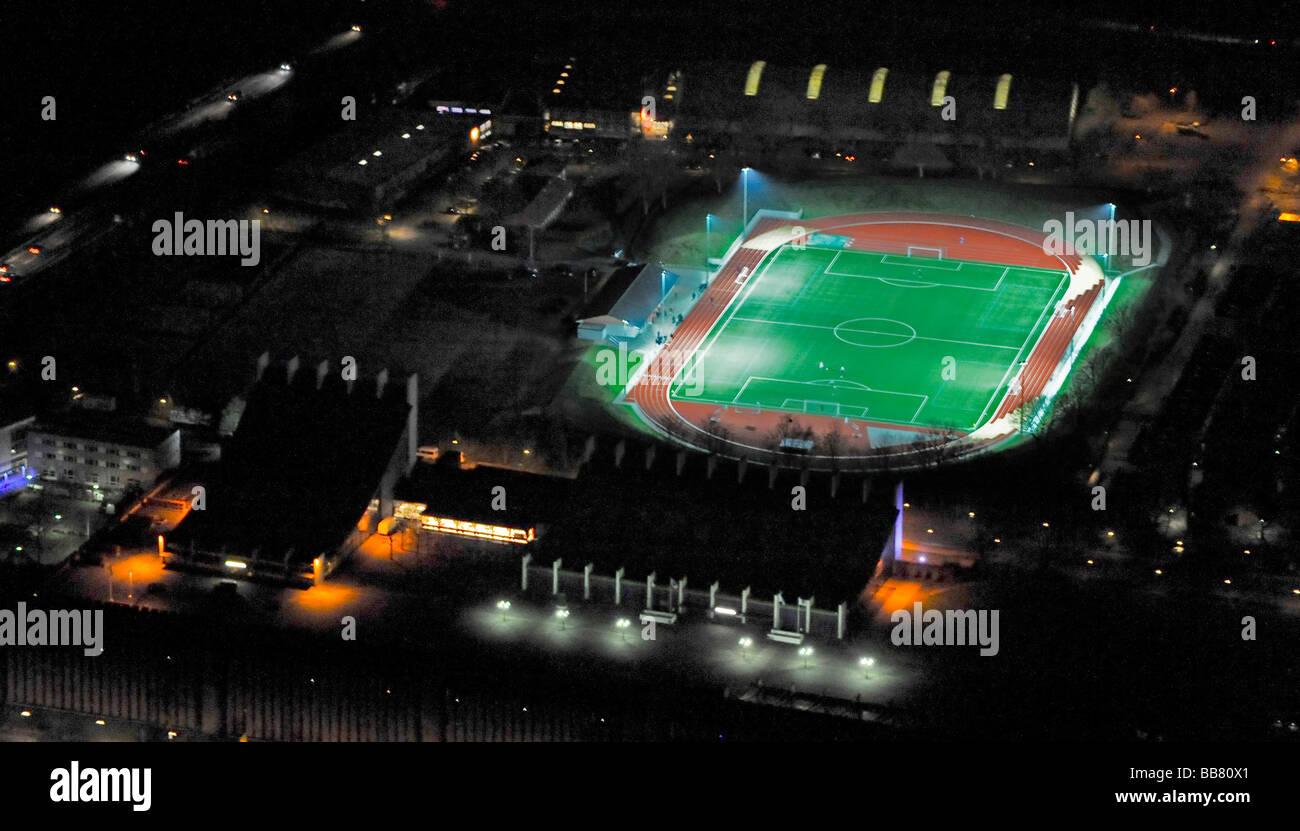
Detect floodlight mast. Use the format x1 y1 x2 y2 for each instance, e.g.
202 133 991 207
741 167 752 229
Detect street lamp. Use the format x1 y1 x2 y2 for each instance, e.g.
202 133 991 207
798 645 814 668
738 636 753 661
705 213 713 267
741 167 751 228
859 656 875 678
496 599 511 621
616 617 631 642
555 607 570 630
1104 203 1116 273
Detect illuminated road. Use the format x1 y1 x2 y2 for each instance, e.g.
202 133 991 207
0 27 364 289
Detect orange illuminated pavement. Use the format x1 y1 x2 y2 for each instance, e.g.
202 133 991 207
290 582 360 613
870 579 941 622
109 553 166 583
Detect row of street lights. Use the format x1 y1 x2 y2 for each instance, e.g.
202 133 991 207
499 598 881 679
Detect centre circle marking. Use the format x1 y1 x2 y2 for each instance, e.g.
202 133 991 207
832 317 917 348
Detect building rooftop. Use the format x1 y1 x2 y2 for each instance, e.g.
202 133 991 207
0 386 34 430
33 411 176 449
398 438 897 600
168 363 411 567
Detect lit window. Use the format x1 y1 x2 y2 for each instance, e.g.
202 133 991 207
930 70 951 107
869 67 888 103
744 61 766 96
994 74 1012 110
806 64 827 100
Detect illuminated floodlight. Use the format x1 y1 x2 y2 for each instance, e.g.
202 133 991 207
496 600 511 611
224 560 247 569
744 61 766 96
859 656 875 677
868 67 888 103
993 73 1012 110
714 606 737 616
806 64 827 100
930 70 951 106
798 645 814 667
616 617 631 641
351 24 361 32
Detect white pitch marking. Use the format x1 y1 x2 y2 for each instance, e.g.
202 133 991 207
732 317 1022 351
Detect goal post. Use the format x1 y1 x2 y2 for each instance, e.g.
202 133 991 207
906 245 944 259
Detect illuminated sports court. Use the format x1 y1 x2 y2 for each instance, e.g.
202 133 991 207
626 212 1112 463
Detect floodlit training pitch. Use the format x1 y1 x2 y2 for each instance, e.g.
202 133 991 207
673 244 1068 432
623 212 1112 465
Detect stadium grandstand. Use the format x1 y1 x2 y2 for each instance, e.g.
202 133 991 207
500 55 1080 158
663 61 1079 151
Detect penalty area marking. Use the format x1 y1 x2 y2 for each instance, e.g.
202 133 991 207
883 253 961 271
734 375 929 422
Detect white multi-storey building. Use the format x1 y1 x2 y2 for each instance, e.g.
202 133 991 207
26 415 180 498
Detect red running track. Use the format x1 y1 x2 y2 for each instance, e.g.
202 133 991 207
625 212 1102 464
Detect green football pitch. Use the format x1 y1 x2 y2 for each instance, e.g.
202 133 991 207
670 245 1070 432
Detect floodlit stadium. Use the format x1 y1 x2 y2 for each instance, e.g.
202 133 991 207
622 211 1116 468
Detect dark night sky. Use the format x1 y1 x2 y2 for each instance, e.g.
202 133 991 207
2 0 1296 226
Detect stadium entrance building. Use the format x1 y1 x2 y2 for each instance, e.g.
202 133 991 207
577 263 680 343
